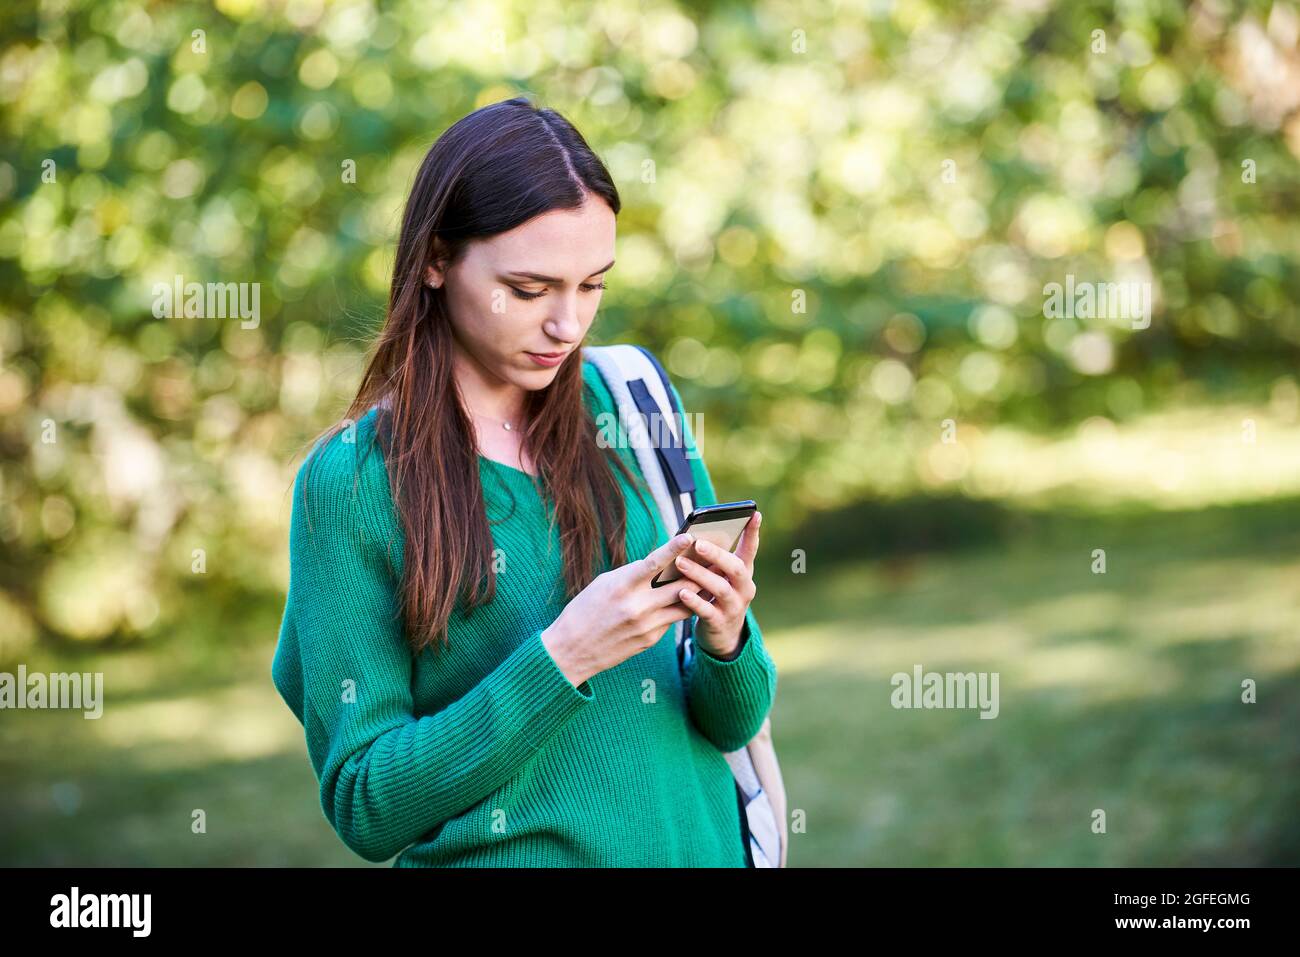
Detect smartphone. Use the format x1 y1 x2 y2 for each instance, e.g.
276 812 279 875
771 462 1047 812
650 500 758 588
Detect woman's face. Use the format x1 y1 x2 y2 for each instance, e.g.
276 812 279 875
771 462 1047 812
428 195 616 395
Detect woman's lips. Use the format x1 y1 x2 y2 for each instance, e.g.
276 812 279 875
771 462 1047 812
526 351 568 367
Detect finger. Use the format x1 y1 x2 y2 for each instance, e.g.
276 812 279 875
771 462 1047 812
677 586 724 623
692 536 748 585
636 531 696 584
645 597 696 633
659 572 704 603
673 554 740 610
733 511 761 572
647 598 696 629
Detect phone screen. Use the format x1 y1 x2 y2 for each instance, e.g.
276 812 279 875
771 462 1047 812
651 506 755 588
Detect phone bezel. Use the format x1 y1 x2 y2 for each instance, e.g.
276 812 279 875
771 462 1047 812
650 499 757 588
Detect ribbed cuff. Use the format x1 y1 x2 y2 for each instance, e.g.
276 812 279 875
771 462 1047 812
685 611 776 753
509 630 596 750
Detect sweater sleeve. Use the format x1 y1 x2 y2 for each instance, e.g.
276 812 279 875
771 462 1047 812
666 379 778 754
272 433 596 863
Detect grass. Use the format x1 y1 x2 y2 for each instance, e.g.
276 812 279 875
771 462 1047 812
763 499 1300 866
2 500 1298 866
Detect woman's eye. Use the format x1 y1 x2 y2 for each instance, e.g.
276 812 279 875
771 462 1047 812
508 281 605 300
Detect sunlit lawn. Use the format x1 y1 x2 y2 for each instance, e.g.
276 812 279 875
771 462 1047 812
2 499 1298 866
768 498 1300 866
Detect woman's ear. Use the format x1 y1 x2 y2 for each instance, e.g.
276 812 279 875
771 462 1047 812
425 236 450 288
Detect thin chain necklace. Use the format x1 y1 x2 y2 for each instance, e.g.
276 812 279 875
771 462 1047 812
472 410 519 432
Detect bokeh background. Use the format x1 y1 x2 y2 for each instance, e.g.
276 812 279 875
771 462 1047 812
2 0 1299 865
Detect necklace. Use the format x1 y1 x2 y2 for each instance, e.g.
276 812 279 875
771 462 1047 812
472 410 518 431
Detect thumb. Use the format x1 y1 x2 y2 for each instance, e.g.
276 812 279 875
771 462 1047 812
735 511 761 571
637 531 696 582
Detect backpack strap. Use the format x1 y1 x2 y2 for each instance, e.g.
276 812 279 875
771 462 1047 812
582 344 696 530
628 346 700 676
628 344 696 524
582 344 698 671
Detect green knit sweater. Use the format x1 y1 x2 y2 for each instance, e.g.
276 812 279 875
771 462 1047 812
271 354 778 867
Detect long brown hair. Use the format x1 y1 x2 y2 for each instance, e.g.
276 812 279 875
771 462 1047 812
303 96 649 656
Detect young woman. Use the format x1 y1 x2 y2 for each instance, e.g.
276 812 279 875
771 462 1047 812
271 97 777 867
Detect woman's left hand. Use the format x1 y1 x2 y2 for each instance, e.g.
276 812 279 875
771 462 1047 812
672 511 761 660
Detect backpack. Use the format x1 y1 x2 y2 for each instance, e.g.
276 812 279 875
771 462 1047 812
583 343 789 869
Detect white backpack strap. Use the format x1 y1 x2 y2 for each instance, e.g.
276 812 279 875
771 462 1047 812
583 344 696 667
601 345 694 524
582 344 689 534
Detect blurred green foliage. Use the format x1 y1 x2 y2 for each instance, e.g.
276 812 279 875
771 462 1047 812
2 0 1299 654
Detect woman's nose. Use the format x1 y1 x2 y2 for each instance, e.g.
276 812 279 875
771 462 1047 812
545 296 583 343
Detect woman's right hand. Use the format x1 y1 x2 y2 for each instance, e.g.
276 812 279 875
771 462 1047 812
541 532 701 688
